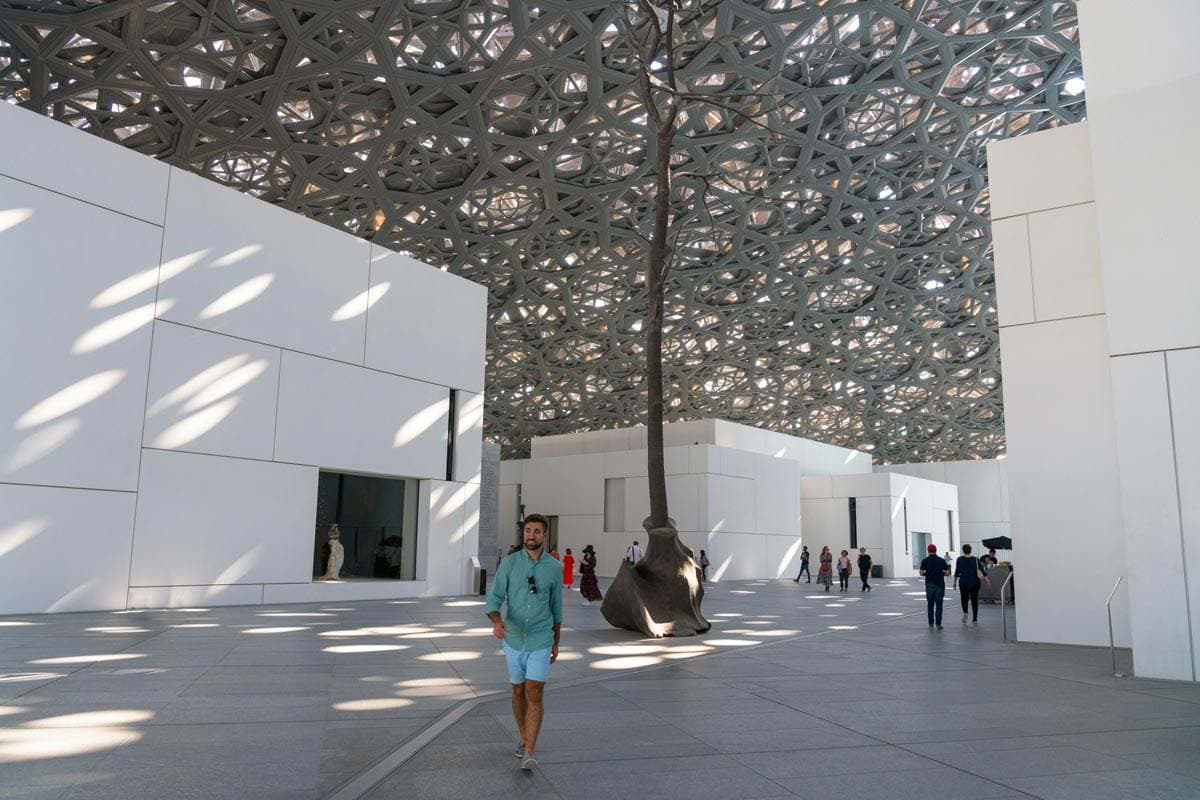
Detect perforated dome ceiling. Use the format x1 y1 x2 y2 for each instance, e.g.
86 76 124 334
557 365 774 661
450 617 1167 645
0 0 1084 461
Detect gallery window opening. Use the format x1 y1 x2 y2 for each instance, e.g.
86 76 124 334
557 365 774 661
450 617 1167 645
314 471 419 581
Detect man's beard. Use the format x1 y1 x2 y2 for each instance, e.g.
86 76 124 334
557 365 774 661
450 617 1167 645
524 540 542 551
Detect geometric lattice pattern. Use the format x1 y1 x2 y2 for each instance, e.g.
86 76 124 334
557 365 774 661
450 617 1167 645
0 1 1084 462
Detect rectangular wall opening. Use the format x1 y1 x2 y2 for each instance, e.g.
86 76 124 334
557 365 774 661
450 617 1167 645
848 497 858 549
604 478 625 532
912 530 931 570
314 471 419 581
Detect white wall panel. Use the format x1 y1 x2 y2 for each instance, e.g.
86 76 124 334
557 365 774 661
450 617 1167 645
1087 78 1200 355
715 447 756 479
603 449 645 479
755 456 798 534
766 534 805 580
461 480 481 591
705 475 755 533
1027 202 1105 322
800 498 849 552
127 584 264 609
423 480 469 596
1167 348 1200 675
0 484 135 614
498 484 521 556
735 425 766 455
453 390 484 483
854 497 886 550
554 515 603 570
709 533 767 581
583 428 631 454
991 216 1035 327
986 123 1094 219
1110 353 1193 680
157 169 371 363
944 460 1003 524
142 321 280 461
711 420 740 449
531 434 585 458
0 101 169 224
274 351 449 478
664 446 690 476
130 449 317 588
1001 316 1129 649
663 419 709 447
0 176 159 491
598 532 639 577
364 247 487 392
831 473 891 498
499 459 528 485
263 580 426 605
523 453 603 516
799 476 833 499
1076 0 1200 102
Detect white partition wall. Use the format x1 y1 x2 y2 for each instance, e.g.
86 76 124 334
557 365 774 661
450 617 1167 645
506 419 924 581
878 459 1010 557
1073 0 1200 681
0 101 487 614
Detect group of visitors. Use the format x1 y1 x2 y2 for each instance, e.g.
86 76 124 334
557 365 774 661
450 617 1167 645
792 545 874 592
920 543 992 629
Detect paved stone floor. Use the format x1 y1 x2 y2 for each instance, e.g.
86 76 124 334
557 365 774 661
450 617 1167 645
3 578 1199 800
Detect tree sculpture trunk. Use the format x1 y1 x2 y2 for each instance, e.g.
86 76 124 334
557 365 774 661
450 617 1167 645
601 7 710 636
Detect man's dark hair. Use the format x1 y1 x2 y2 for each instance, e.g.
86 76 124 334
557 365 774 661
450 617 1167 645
962 544 972 554
523 513 549 534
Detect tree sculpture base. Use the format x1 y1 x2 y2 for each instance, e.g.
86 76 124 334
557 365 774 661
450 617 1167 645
601 518 710 637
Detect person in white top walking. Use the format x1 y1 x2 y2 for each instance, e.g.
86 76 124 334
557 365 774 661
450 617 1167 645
624 541 644 565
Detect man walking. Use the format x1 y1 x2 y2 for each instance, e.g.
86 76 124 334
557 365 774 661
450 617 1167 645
919 543 951 630
624 540 643 565
487 513 562 771
857 547 873 592
793 546 811 582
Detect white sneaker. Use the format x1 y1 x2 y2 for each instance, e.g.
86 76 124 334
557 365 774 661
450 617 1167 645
962 612 968 624
582 600 590 606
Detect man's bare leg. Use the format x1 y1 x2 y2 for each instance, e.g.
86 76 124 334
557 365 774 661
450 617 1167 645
511 683 527 749
522 680 545 756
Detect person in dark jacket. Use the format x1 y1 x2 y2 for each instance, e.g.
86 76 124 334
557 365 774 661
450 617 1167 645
953 544 988 624
793 546 811 583
919 544 951 629
857 547 873 592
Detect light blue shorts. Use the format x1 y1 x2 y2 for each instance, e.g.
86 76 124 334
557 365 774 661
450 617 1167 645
503 641 551 684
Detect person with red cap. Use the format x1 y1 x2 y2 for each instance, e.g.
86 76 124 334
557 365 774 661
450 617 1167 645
919 543 952 630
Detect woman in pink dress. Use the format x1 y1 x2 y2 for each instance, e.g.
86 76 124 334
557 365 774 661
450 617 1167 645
578 544 602 604
562 548 575 591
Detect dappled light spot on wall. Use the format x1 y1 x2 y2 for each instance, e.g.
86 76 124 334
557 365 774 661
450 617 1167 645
147 355 248 417
71 301 161 355
26 710 154 728
712 554 733 581
393 399 448 448
16 370 126 429
418 651 480 662
211 244 263 268
91 249 207 310
0 673 63 684
331 282 389 322
0 519 49 559
153 397 240 449
182 359 270 413
243 627 309 634
332 698 413 712
199 273 274 319
29 654 146 665
210 546 262 587
891 487 909 519
0 207 34 233
0 726 142 763
323 644 407 654
7 419 80 473
773 539 804 578
590 655 662 670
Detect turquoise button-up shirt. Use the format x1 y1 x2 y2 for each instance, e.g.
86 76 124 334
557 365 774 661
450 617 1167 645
486 549 563 652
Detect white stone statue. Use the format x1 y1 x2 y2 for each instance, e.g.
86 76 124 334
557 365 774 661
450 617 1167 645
323 524 344 581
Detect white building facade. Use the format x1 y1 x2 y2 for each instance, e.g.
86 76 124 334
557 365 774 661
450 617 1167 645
0 102 487 615
501 419 958 581
987 0 1200 680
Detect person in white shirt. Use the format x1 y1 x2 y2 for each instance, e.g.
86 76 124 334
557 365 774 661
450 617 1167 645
625 541 644 565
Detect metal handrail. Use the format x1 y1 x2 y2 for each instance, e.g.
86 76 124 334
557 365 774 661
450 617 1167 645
1107 576 1125 678
1000 571 1015 643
